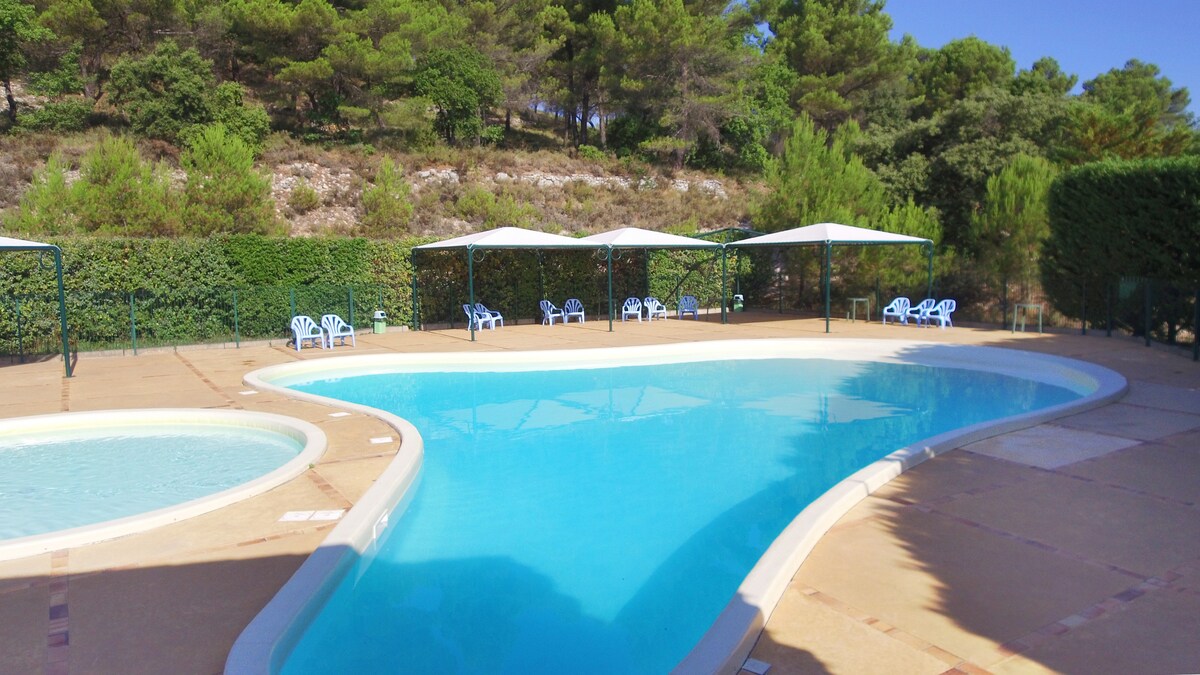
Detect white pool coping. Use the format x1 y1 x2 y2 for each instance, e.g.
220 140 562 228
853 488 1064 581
0 408 327 563
225 339 1127 675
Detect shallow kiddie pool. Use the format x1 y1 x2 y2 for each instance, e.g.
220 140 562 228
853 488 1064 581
0 408 326 561
227 339 1125 674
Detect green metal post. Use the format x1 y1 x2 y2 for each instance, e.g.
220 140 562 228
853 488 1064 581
1143 279 1152 347
468 246 476 342
53 248 72 377
607 247 614 333
926 243 934 301
348 287 355 327
824 242 831 334
289 288 296 321
643 250 650 299
1193 288 1198 362
129 293 138 355
1081 281 1087 336
15 296 23 364
720 247 728 324
233 289 240 347
1106 280 1113 337
410 251 419 331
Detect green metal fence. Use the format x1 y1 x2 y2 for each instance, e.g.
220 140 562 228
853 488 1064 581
2 284 389 362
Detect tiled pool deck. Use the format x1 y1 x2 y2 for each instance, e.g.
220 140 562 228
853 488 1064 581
1 314 1198 674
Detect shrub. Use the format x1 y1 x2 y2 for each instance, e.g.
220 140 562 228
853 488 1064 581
288 182 321 214
576 144 607 161
17 100 93 133
181 124 278 235
3 153 77 234
360 157 414 235
71 135 179 235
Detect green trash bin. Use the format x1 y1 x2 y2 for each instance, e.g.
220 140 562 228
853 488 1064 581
733 294 744 312
372 310 387 334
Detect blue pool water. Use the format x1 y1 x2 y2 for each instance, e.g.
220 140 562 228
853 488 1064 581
0 424 304 540
281 358 1078 674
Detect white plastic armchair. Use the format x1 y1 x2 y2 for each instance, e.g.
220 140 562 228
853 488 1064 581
320 314 356 348
907 298 936 326
564 298 585 323
462 304 496 330
621 297 643 322
881 297 910 325
474 303 504 327
923 299 956 328
644 297 667 321
539 300 565 325
290 315 325 351
677 295 699 320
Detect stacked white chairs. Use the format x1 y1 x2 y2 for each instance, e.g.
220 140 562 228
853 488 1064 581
474 303 504 327
462 304 497 330
920 299 956 328
906 298 936 325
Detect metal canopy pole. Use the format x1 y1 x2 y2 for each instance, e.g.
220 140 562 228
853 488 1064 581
467 246 476 342
410 250 419 331
824 242 832 334
606 247 614 333
720 247 728 325
926 242 934 300
52 246 72 377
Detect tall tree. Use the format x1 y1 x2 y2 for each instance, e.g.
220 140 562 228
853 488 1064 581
969 154 1056 315
761 0 910 128
0 0 54 125
912 37 1015 117
1011 56 1076 98
1082 59 1193 129
605 0 748 167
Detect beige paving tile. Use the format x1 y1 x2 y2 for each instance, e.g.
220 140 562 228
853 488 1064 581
936 471 1200 577
1060 440 1200 505
796 506 1133 666
1121 380 1200 414
994 585 1200 675
962 424 1140 469
0 583 48 675
751 586 949 675
873 449 1035 503
1054 402 1200 441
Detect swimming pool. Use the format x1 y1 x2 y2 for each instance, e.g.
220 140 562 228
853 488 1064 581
0 409 326 561
228 340 1126 674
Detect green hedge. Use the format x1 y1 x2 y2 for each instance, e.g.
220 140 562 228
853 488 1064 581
1043 156 1200 335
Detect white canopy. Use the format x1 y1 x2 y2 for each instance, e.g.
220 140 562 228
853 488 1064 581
413 226 601 250
729 222 931 247
579 227 721 249
0 235 60 250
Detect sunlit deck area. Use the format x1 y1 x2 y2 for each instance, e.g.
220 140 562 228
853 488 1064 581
2 312 1198 675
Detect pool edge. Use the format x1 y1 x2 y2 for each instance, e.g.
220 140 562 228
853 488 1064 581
223 339 1128 675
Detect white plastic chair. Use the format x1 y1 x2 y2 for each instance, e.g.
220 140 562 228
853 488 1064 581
564 298 585 323
290 315 325 351
678 295 699 320
474 302 504 327
463 304 496 330
621 297 642 322
539 300 565 325
881 297 910 325
643 297 667 321
907 298 936 326
320 314 356 348
922 299 956 328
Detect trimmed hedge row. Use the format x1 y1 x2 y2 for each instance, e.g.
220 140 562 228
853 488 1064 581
1043 155 1200 336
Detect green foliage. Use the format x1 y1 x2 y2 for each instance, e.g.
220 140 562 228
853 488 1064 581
1011 57 1076 98
360 157 414 235
1082 59 1192 128
576 144 607 161
1043 156 1200 330
454 185 536 229
3 152 76 234
287 182 321 214
16 98 92 132
108 40 269 148
414 46 503 145
26 43 84 97
970 154 1056 305
71 135 179 235
0 0 55 124
913 37 1015 117
180 124 279 235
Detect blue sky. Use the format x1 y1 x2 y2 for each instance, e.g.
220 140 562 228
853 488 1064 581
885 0 1200 111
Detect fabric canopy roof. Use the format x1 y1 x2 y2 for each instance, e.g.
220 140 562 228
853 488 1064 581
0 235 62 250
0 235 72 376
578 227 721 249
728 222 931 248
413 226 602 250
